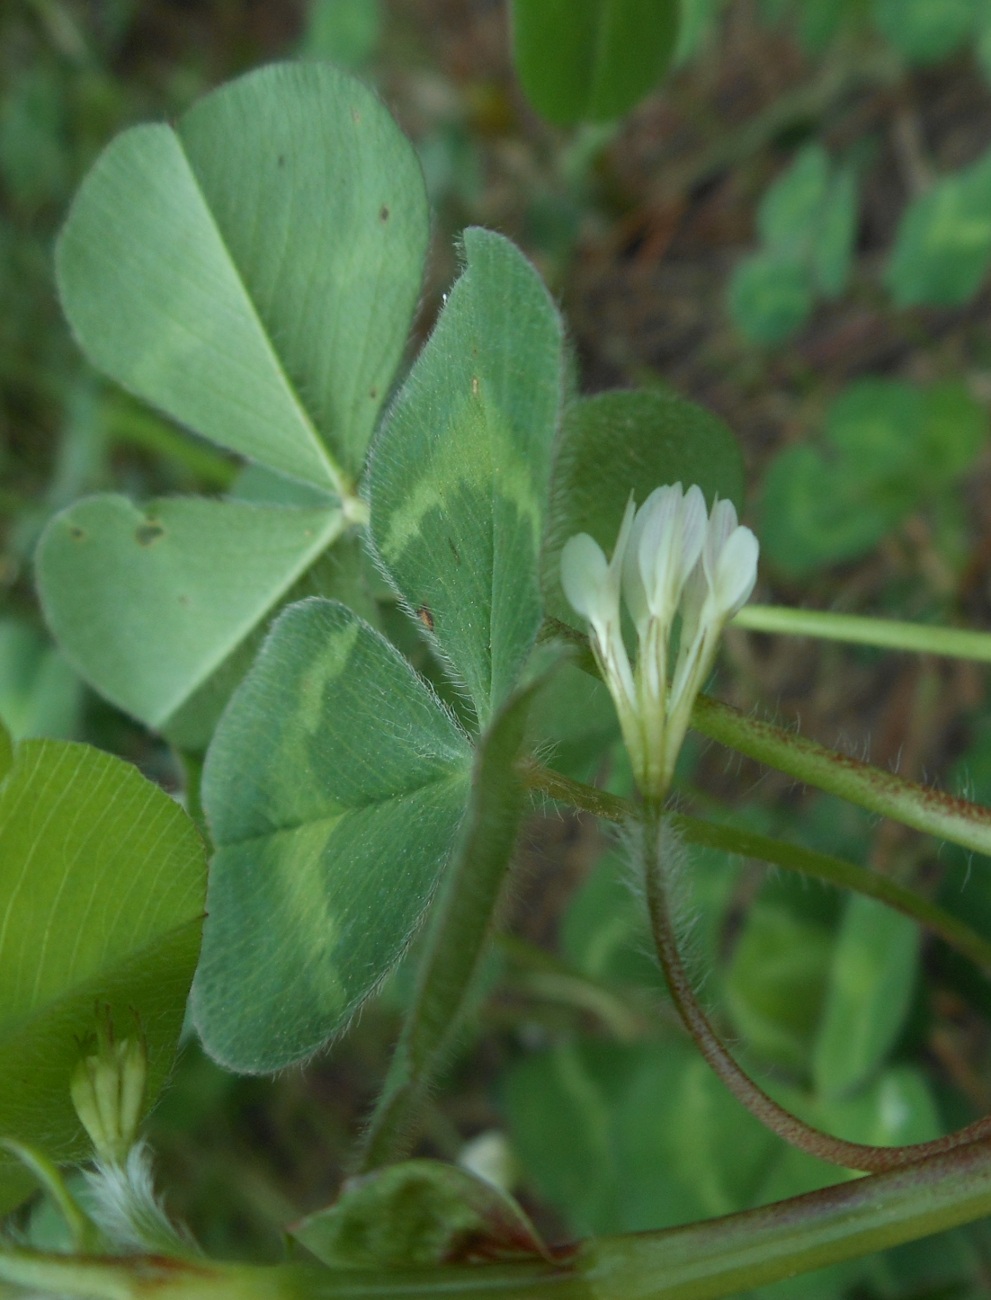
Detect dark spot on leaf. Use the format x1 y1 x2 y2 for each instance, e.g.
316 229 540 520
380 204 389 222
369 386 378 399
417 605 435 632
447 538 461 565
178 594 190 607
136 521 165 546
69 526 85 541
277 154 285 167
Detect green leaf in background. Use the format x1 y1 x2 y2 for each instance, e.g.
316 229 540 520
505 1038 785 1236
37 495 343 730
731 145 859 343
674 0 728 64
759 447 894 576
886 148 991 306
0 737 206 1213
759 0 868 53
368 228 564 729
917 379 989 478
812 166 859 297
824 378 920 479
872 0 982 65
300 0 382 68
0 66 69 212
524 660 618 783
728 252 813 346
979 9 991 86
757 145 830 258
542 388 745 624
56 61 428 491
760 378 987 576
506 1037 943 1295
813 894 919 1100
509 0 679 126
0 620 81 740
192 599 473 1072
724 902 833 1077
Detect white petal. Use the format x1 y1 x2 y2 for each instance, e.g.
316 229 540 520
712 525 759 616
561 533 609 620
637 484 685 617
678 485 708 586
610 496 638 582
700 498 737 585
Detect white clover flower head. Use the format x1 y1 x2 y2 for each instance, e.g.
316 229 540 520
561 483 759 800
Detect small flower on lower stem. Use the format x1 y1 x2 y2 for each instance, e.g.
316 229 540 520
71 1010 147 1167
561 484 759 800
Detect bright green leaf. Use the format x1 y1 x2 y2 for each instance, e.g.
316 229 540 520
56 62 428 490
0 739 206 1212
509 0 679 125
0 720 12 781
728 252 814 345
37 495 344 729
886 150 991 306
542 388 745 624
813 895 920 1099
368 228 565 729
192 599 473 1073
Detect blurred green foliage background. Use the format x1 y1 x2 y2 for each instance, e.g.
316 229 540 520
7 2 991 1295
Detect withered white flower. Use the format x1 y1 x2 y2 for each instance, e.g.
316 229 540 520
561 483 758 799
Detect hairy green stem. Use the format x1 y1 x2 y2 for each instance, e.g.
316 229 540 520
735 605 991 663
539 620 991 858
640 805 991 1172
524 760 991 975
691 694 991 857
9 1140 991 1297
356 690 534 1173
677 813 991 974
728 600 991 660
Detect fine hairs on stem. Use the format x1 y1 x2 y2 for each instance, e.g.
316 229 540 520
639 803 991 1174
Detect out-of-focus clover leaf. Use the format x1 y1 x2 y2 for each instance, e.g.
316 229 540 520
730 146 859 345
760 378 987 576
887 149 991 307
872 0 982 66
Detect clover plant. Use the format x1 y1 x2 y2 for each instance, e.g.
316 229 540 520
5 54 991 1300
